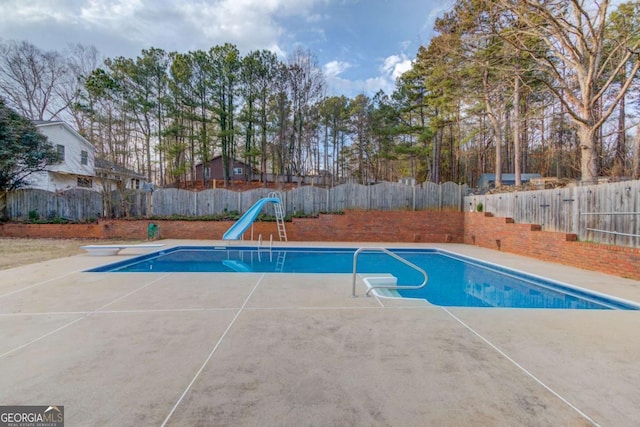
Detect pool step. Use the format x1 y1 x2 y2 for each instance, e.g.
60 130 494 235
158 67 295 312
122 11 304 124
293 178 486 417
363 276 398 288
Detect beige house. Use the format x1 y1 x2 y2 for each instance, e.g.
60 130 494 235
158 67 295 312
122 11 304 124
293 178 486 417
28 121 97 191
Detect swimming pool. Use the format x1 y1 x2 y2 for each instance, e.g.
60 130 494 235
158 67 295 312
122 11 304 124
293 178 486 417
87 246 639 310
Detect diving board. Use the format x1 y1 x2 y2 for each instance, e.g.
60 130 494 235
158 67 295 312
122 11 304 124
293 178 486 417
81 244 164 256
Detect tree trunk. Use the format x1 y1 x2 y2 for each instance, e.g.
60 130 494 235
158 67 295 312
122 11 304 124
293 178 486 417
483 69 503 187
632 123 640 180
577 124 598 184
513 72 522 186
614 95 626 177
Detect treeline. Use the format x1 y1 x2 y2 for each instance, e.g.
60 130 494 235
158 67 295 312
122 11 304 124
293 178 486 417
408 0 640 185
1 0 639 188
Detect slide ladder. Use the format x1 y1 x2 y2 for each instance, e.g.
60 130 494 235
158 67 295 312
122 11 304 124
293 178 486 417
269 191 287 241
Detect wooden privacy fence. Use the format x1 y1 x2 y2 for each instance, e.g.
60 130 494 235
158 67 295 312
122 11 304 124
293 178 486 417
5 182 467 221
465 179 640 247
152 182 467 216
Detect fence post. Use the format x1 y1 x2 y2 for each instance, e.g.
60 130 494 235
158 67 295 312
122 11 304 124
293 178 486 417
412 184 416 211
0 190 6 218
326 186 330 212
571 185 579 237
194 190 198 216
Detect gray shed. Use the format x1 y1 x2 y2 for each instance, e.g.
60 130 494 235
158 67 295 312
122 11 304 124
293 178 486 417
476 173 542 189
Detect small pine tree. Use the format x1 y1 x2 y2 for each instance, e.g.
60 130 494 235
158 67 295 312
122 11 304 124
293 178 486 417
0 98 60 190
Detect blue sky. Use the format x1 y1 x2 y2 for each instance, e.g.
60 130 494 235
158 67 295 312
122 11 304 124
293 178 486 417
0 0 454 97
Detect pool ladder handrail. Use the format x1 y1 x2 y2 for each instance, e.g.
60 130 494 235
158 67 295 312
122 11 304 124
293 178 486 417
257 234 276 262
351 247 428 297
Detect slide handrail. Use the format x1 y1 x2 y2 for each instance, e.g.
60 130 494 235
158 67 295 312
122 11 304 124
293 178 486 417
351 247 428 297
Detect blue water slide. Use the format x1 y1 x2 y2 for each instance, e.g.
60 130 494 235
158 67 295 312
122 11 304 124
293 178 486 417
222 197 281 240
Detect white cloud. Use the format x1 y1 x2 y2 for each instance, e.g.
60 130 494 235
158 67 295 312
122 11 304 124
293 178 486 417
325 52 414 97
380 53 413 80
325 74 393 98
176 0 330 55
324 60 352 78
323 60 353 95
179 1 282 51
0 0 329 58
305 13 328 23
363 76 393 94
0 0 74 24
342 53 412 96
80 0 143 24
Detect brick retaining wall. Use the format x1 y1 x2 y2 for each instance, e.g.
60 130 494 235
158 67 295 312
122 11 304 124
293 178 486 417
0 210 465 243
465 212 640 280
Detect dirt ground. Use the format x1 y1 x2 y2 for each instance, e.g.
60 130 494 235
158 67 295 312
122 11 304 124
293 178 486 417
0 238 144 270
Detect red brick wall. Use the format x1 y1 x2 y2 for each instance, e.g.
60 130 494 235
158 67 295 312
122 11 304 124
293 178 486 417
0 210 465 243
465 212 640 280
289 211 464 242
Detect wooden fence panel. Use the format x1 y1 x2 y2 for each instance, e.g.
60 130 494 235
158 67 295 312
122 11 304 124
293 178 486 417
441 182 466 210
194 190 214 216
370 183 413 210
152 188 194 216
415 182 439 210
7 189 103 221
286 186 328 215
329 183 369 211
8 189 47 219
110 190 147 218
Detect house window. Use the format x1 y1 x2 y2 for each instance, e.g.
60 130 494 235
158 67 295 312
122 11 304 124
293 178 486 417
77 177 93 188
131 178 140 189
233 167 243 175
81 150 88 165
204 167 211 179
56 144 65 161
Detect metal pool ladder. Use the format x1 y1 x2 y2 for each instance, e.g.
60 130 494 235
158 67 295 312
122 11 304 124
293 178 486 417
351 247 428 297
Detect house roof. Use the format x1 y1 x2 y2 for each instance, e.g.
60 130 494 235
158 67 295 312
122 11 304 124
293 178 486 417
195 155 251 168
34 120 95 152
95 158 146 179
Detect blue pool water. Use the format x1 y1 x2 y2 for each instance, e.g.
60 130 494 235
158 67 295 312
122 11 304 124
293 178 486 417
87 246 639 310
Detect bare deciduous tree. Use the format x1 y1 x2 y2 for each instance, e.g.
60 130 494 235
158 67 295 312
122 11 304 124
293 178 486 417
498 0 640 182
0 40 68 120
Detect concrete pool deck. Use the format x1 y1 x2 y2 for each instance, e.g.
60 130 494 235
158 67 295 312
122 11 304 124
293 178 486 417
1 240 640 426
